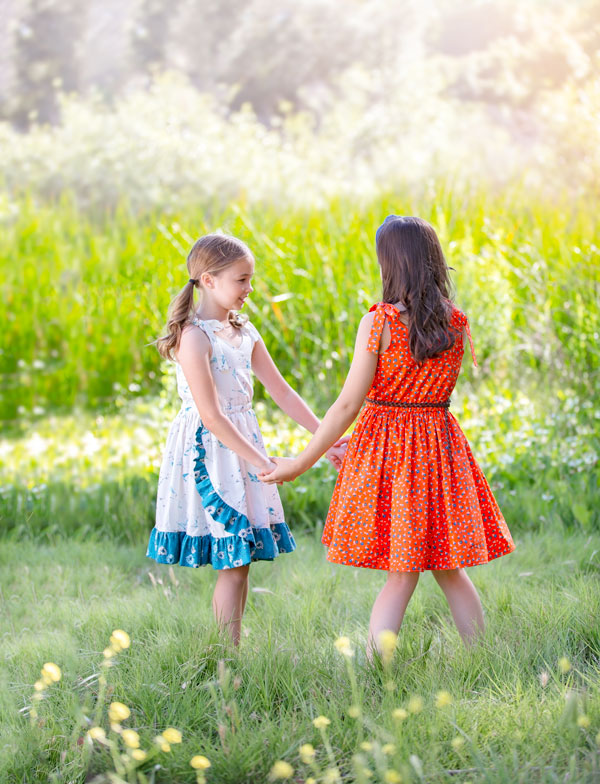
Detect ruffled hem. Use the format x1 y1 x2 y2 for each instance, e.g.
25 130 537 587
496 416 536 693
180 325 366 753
146 523 296 569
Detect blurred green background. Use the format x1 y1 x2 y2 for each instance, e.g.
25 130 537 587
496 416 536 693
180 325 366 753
0 0 598 537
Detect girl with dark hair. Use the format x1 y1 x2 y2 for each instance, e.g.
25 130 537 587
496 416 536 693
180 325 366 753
147 233 346 645
261 216 515 658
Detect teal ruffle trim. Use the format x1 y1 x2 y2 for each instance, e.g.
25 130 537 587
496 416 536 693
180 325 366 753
146 524 296 569
146 424 295 569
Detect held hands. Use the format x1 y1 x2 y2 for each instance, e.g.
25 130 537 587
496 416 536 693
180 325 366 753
259 436 350 485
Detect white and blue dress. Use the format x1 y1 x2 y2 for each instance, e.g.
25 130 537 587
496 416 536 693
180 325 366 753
146 316 296 570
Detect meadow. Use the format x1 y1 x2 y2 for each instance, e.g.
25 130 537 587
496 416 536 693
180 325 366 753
1 184 599 783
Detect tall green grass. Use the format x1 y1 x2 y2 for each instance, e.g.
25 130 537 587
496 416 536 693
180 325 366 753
2 187 598 424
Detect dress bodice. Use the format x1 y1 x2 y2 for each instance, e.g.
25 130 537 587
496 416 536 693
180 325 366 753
176 318 260 413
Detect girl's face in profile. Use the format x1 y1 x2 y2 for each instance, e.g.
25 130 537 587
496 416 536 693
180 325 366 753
204 256 255 311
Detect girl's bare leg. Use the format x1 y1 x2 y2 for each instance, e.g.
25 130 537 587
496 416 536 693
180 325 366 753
367 571 420 660
212 565 250 645
431 568 484 644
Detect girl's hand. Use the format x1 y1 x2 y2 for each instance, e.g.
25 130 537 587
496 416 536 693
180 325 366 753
258 457 301 484
325 442 348 471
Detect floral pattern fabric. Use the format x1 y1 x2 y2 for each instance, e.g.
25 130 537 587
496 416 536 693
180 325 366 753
322 302 515 572
146 317 295 570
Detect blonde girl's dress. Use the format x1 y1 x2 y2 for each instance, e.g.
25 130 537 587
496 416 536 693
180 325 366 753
146 316 295 570
322 302 515 572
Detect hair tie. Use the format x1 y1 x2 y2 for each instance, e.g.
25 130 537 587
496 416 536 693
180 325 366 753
188 278 198 286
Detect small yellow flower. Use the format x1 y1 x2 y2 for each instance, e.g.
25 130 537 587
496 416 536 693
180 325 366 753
382 743 396 754
103 647 116 658
378 630 397 665
334 636 354 657
29 708 38 719
451 736 465 751
577 715 591 729
408 696 423 714
347 705 361 718
154 735 170 752
162 727 182 744
322 768 341 784
122 729 140 748
384 771 402 784
33 680 46 692
435 690 453 708
313 715 331 729
306 779 317 784
558 657 571 674
190 755 211 770
131 749 146 761
360 741 373 751
88 726 107 742
108 702 131 722
41 662 61 683
110 629 131 650
392 708 408 720
299 743 315 764
270 760 294 779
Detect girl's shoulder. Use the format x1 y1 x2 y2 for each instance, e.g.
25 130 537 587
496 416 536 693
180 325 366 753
242 319 261 344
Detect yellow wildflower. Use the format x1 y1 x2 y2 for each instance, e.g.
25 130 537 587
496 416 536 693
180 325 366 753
382 743 396 754
384 771 402 784
306 779 317 784
108 702 130 722
103 647 116 658
122 729 140 748
299 743 315 764
392 708 408 720
378 630 397 665
190 756 211 770
322 768 341 784
435 690 453 708
334 636 354 657
451 736 465 751
33 680 46 692
347 705 361 718
131 749 146 761
154 735 170 752
313 715 331 729
558 657 571 674
408 696 423 714
360 741 373 751
162 727 182 744
270 760 294 779
88 726 107 742
41 662 61 683
110 629 131 650
577 715 591 729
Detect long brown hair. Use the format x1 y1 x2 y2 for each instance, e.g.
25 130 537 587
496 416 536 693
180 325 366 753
156 233 252 361
376 216 456 362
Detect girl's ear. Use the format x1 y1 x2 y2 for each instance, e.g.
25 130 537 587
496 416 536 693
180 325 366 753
200 271 214 289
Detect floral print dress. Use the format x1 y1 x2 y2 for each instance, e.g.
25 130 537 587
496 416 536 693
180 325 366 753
146 317 295 570
322 302 515 572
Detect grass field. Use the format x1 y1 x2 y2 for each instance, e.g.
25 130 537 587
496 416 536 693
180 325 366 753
1 185 599 782
2 530 599 784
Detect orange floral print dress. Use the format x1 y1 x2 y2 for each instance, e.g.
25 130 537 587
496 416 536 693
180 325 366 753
322 302 515 572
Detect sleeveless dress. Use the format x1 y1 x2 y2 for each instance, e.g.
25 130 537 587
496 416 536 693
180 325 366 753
146 316 295 570
322 302 515 572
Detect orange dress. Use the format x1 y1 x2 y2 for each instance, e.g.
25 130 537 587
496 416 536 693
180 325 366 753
322 302 515 572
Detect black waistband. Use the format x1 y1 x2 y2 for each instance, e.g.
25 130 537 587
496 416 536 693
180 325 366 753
364 398 450 409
